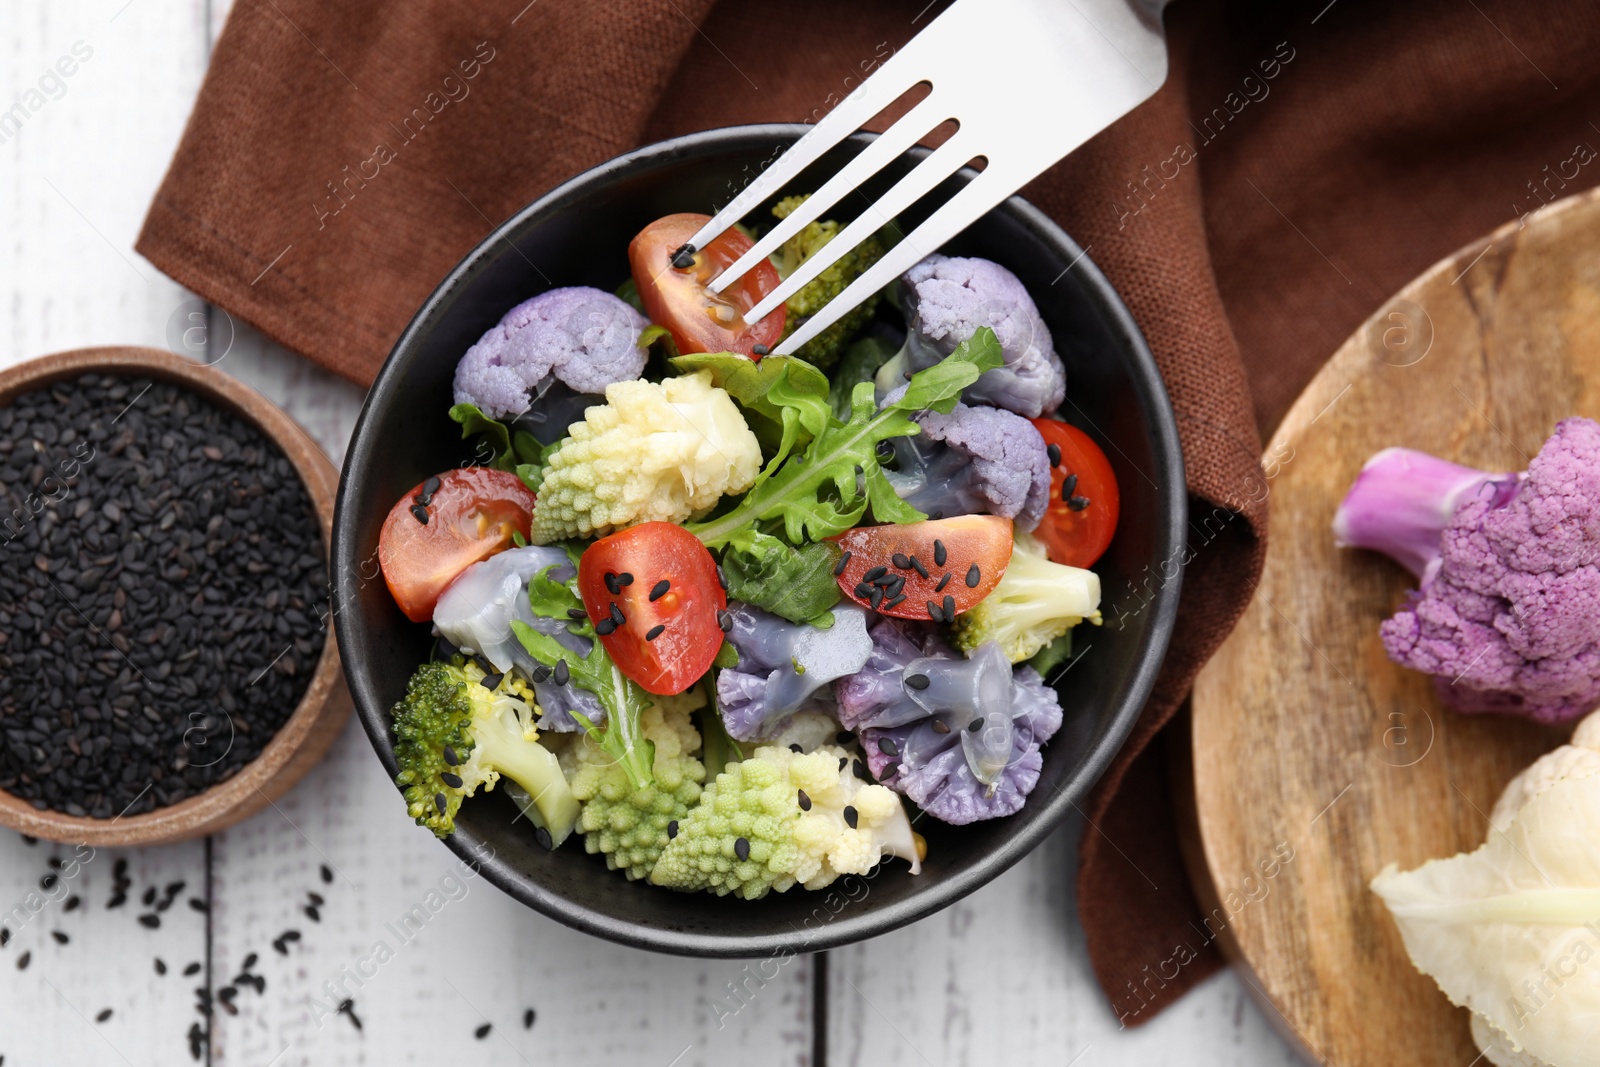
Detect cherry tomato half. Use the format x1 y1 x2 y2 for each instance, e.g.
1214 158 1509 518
378 468 536 623
629 213 786 359
578 522 727 695
832 516 1014 622
1029 419 1119 568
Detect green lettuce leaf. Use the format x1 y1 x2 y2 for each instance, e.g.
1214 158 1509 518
670 351 831 454
448 402 515 471
722 539 843 626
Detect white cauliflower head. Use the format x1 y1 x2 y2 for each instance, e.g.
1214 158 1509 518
530 370 762 542
1372 707 1600 1067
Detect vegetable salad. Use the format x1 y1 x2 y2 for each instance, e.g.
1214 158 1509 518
376 199 1121 900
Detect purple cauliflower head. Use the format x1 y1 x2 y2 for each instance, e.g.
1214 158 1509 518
1336 417 1600 724
716 603 872 742
836 617 1063 824
875 255 1065 418
878 400 1051 529
453 286 649 422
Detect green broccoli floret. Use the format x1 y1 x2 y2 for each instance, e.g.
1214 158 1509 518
950 532 1103 663
391 659 579 844
568 687 708 879
649 744 921 899
770 196 893 369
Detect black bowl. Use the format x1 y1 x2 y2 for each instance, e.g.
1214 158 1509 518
333 125 1185 957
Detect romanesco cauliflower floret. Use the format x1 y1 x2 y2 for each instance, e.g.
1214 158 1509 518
648 744 921 899
567 686 708 879
530 370 761 542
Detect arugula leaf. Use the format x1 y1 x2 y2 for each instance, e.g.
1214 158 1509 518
722 539 843 626
511 559 656 789
670 352 832 454
448 402 515 471
686 328 1003 551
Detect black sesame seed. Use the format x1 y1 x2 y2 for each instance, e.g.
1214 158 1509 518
96 1008 113 1023
751 343 770 356
853 759 871 781
932 719 951 734
524 1008 537 1030
609 603 625 627
51 930 68 945
1068 495 1091 511
645 624 665 641
617 572 634 586
885 593 906 608
423 475 441 497
321 865 334 884
934 572 952 592
966 564 981 588
435 794 448 815
904 673 930 690
595 618 616 636
667 820 678 839
184 962 202 976
1061 472 1079 500
534 826 554 850
16 951 30 970
881 761 900 778
926 600 944 622
718 610 732 633
649 579 671 601
789 743 803 753
64 895 81 912
189 898 208 913
604 571 620 595
566 607 587 620
671 244 696 268
839 756 848 771
878 737 899 757
933 539 947 566
43 875 59 892
943 594 956 617
243 952 259 969
734 837 750 861
531 663 552 683
854 582 873 599
0 928 9 947
443 745 460 766
843 806 859 829
968 718 984 733
797 789 812 811
480 672 503 691
476 1023 493 1040
441 772 464 789
553 660 570 685
283 930 302 942
155 958 167 975
716 565 728 591
868 587 883 610
833 551 852 576
862 565 887 582
139 914 160 929
892 553 911 570
909 555 929 579
1048 443 1062 467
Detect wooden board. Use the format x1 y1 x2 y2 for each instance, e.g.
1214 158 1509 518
1188 187 1600 1064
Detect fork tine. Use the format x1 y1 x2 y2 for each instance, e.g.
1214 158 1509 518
709 92 951 295
683 66 932 257
743 130 975 326
772 166 1012 358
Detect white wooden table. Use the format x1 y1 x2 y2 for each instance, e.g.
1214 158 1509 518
0 3 1306 1063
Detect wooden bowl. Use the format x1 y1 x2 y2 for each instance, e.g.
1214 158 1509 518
0 346 352 846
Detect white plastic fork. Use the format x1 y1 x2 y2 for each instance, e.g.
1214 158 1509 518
686 0 1172 357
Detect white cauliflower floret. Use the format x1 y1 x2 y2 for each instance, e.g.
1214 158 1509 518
650 744 923 899
530 370 762 542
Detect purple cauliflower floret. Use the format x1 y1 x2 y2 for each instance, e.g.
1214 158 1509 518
879 400 1051 529
715 603 872 742
1334 417 1600 724
874 255 1065 418
453 286 648 423
837 617 1063 824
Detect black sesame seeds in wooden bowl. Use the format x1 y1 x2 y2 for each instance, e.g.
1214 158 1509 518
0 348 351 846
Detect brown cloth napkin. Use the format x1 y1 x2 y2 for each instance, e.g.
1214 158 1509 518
138 0 1600 1021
